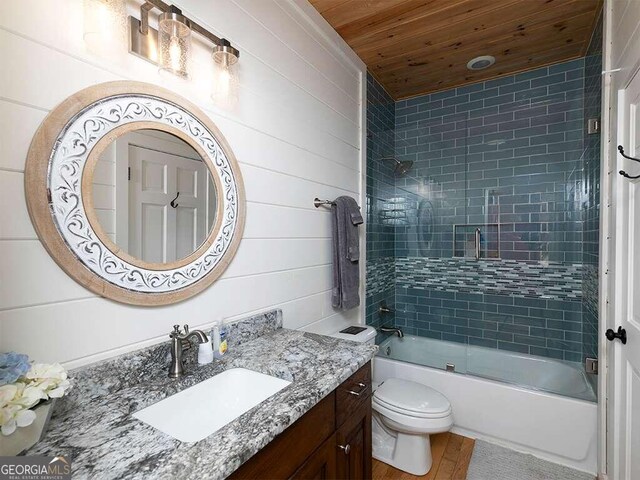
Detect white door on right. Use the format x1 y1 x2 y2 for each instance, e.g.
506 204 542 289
612 68 640 480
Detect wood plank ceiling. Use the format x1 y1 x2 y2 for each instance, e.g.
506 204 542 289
310 0 603 99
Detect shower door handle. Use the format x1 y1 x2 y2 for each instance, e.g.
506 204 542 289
475 228 481 260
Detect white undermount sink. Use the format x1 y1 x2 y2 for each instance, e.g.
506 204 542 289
133 368 291 442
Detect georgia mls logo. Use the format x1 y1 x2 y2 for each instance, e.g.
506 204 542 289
48 456 70 475
0 455 72 480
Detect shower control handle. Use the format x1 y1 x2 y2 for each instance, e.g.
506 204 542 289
605 326 627 344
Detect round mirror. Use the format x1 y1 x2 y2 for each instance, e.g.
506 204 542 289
89 128 218 266
25 81 245 306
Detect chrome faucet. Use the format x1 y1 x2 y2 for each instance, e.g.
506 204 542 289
168 324 209 378
380 326 404 338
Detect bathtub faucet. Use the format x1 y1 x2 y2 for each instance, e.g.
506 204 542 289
380 326 404 338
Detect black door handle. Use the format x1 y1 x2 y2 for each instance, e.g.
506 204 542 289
605 326 627 344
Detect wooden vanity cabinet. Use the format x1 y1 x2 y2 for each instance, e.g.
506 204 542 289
334 362 372 480
229 362 372 480
290 433 337 479
335 402 372 480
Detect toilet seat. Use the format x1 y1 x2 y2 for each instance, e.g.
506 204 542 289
372 397 453 435
371 378 453 436
373 396 452 419
373 378 452 417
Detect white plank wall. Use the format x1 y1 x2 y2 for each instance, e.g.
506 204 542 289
0 0 366 368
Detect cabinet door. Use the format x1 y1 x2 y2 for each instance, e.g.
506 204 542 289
336 398 372 480
290 433 337 480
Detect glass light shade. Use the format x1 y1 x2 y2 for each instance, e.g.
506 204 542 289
211 52 239 108
83 0 126 56
158 13 191 79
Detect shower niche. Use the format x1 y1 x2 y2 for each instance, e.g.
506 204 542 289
452 224 500 259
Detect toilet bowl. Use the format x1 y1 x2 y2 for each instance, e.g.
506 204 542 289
329 324 454 476
372 378 453 475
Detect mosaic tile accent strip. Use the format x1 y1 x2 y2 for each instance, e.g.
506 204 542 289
396 257 582 300
366 256 395 297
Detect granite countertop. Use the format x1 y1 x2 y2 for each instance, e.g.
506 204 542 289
25 313 377 479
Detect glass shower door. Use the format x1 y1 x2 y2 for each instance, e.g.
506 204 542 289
389 108 473 374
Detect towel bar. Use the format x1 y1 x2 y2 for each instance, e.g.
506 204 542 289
314 198 335 208
314 198 362 210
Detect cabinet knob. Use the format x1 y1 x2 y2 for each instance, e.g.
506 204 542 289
338 444 351 455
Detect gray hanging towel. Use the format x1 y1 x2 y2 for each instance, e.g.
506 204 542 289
331 196 363 310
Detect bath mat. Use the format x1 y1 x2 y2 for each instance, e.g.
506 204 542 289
466 440 595 480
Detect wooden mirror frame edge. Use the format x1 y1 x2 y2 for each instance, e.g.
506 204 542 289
24 81 246 306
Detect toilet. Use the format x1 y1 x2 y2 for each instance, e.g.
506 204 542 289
330 324 454 476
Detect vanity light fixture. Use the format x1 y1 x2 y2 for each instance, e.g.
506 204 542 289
158 7 192 78
128 0 240 81
211 39 240 105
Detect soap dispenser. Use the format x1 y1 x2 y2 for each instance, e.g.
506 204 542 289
212 317 228 359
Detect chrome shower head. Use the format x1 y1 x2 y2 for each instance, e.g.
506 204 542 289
394 160 413 176
382 157 413 177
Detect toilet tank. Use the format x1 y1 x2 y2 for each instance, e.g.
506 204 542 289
330 324 378 387
330 325 377 345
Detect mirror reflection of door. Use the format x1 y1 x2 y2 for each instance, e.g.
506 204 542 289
93 129 216 264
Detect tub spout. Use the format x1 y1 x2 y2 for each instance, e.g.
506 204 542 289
380 326 404 338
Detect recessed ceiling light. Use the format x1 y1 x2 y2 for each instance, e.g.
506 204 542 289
467 55 496 70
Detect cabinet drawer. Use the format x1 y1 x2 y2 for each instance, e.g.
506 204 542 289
336 362 371 428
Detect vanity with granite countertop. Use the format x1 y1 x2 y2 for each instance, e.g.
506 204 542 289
24 310 377 479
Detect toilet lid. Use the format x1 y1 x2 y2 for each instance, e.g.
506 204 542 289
373 378 451 417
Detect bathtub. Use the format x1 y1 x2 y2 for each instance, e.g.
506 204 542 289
374 335 598 474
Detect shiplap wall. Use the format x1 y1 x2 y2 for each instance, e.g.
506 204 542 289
0 0 366 368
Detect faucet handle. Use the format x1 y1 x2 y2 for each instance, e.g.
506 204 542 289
170 325 182 338
183 324 190 334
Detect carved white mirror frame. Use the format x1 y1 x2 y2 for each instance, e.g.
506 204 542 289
25 81 245 306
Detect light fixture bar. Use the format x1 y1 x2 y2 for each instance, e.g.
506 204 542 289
139 2 155 35
129 0 239 64
129 16 158 65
